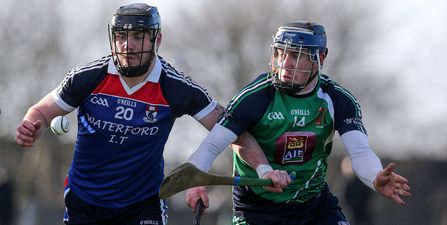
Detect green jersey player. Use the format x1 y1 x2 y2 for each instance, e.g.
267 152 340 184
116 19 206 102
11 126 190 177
185 20 411 225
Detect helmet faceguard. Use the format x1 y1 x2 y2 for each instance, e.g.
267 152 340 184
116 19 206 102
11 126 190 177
108 3 161 77
270 20 327 94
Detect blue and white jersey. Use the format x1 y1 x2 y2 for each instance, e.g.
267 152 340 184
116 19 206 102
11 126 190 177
53 55 216 208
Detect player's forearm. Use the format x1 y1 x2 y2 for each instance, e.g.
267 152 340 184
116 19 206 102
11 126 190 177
197 103 225 131
351 153 382 190
188 124 238 172
24 92 68 126
24 107 50 127
232 132 272 178
341 130 383 190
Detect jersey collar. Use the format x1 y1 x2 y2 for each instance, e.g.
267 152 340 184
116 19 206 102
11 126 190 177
107 56 162 83
146 56 162 83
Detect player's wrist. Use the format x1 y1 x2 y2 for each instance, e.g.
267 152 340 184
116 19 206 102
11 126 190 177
256 164 273 178
373 176 379 191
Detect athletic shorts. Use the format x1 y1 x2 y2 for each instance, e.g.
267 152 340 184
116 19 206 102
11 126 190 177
63 191 168 225
232 183 350 225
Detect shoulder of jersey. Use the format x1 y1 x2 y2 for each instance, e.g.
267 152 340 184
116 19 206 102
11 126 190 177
240 73 273 93
67 56 111 77
319 74 339 92
319 74 334 86
228 73 272 106
319 74 357 102
158 56 186 79
158 56 206 90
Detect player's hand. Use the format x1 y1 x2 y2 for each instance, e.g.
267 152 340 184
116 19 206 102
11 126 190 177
262 170 292 193
374 162 411 205
15 120 43 147
186 186 209 213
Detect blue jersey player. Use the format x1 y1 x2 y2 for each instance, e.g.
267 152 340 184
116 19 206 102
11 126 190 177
15 3 243 225
185 20 412 225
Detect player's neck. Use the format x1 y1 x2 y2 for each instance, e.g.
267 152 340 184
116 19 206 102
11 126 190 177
122 74 148 88
295 74 318 95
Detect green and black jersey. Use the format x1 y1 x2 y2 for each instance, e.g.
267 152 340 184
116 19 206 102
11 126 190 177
218 73 365 203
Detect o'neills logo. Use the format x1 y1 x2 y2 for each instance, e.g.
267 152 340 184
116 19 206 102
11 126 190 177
144 105 158 123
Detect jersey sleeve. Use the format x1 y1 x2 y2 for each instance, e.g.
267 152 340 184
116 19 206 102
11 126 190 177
54 57 109 111
219 74 274 136
159 62 215 119
333 85 367 135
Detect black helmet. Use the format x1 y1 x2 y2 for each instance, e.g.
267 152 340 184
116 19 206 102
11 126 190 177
108 3 161 77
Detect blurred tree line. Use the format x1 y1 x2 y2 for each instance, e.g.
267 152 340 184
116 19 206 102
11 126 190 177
0 0 446 224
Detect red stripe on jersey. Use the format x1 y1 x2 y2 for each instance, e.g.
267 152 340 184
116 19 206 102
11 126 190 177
92 74 168 105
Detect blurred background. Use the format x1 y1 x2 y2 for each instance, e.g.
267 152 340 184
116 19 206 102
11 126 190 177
0 0 446 224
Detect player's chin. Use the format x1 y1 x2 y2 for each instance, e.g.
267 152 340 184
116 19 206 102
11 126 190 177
121 60 141 67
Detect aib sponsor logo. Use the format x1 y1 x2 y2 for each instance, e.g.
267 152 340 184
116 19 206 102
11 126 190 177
274 132 316 165
283 136 306 162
